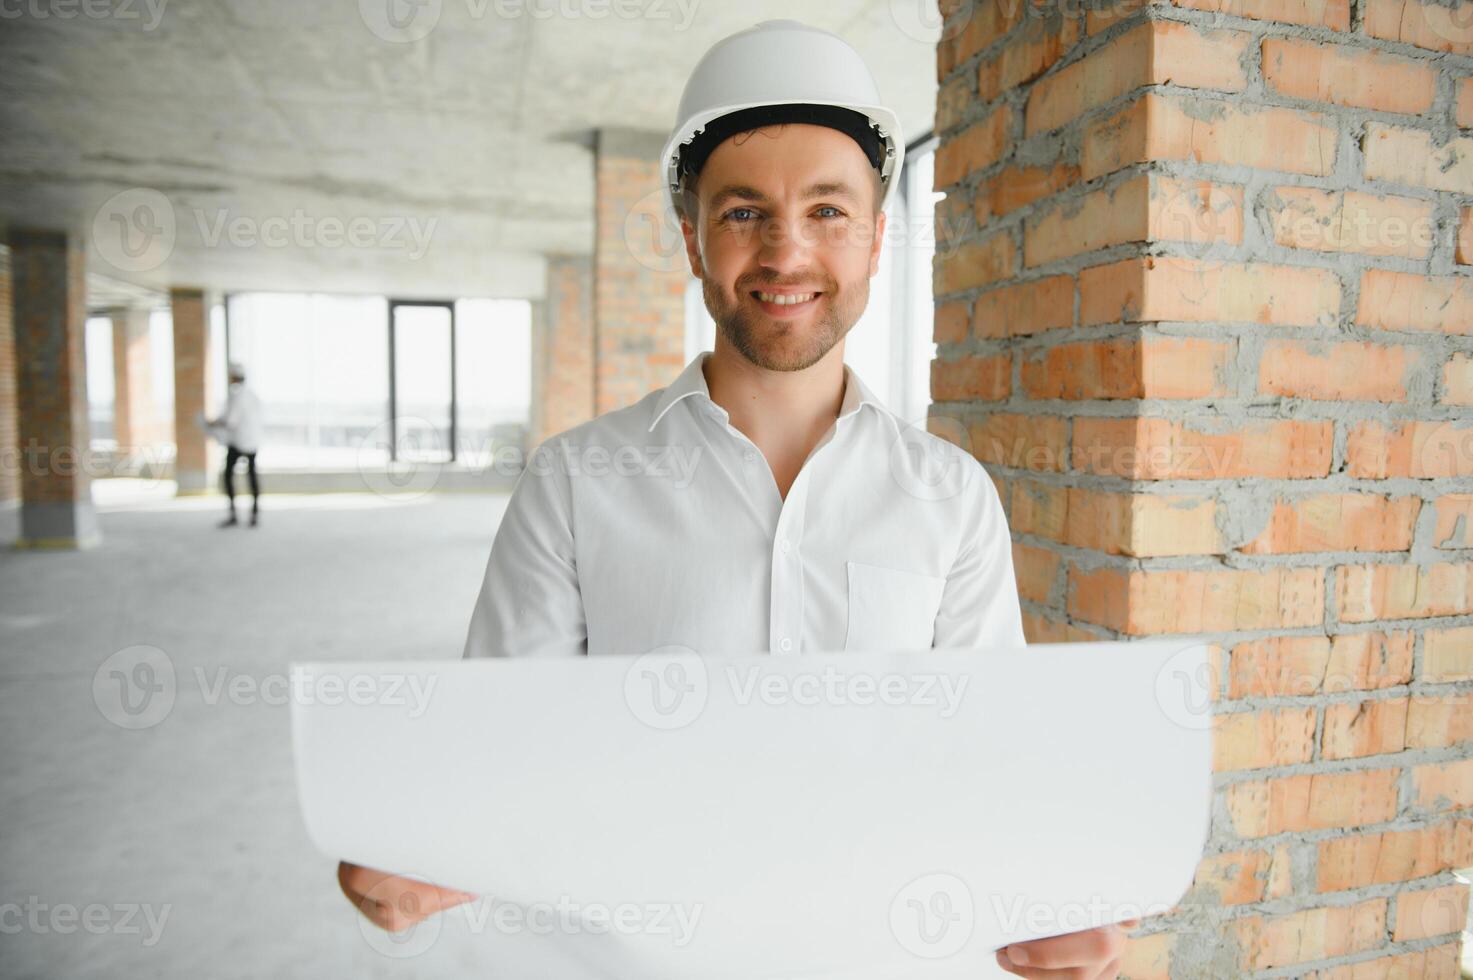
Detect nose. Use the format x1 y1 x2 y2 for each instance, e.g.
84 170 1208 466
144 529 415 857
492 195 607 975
756 214 816 279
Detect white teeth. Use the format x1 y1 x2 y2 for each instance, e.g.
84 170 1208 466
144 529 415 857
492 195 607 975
756 291 817 305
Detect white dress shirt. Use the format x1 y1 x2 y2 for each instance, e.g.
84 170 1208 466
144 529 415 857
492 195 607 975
219 382 264 454
463 352 1026 659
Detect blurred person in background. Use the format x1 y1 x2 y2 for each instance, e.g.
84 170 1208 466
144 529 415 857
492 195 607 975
206 362 263 528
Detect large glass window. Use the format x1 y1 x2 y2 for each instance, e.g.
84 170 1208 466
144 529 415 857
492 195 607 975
85 315 115 446
455 298 531 466
390 302 453 464
226 293 389 468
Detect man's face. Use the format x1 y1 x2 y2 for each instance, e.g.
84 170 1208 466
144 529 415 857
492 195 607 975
680 123 886 373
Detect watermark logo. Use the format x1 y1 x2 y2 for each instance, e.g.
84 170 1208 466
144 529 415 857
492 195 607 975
890 872 974 959
356 873 443 958
1154 643 1215 731
356 417 446 499
92 645 175 730
359 0 442 42
0 0 169 31
0 897 171 947
92 188 176 274
888 415 974 502
624 646 708 730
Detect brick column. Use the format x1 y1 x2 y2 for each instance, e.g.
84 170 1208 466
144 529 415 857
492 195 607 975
933 0 1471 975
530 255 595 447
593 127 687 415
171 287 217 494
109 306 156 453
7 230 98 548
0 245 18 545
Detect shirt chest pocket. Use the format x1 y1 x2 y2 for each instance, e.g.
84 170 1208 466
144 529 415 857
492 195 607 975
843 561 948 653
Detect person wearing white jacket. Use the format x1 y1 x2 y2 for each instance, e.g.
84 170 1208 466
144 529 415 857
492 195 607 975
208 362 263 528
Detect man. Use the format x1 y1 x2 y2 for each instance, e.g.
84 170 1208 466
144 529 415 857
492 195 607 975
339 20 1132 978
208 362 263 528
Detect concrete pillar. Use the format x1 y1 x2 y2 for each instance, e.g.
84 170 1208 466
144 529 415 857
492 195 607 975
170 287 217 494
0 245 18 545
7 229 98 549
529 255 594 447
593 127 687 415
108 306 155 453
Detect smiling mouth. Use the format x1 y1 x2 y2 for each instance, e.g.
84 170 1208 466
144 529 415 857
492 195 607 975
749 290 824 315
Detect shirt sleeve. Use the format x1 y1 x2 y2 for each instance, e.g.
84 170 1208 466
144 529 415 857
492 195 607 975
463 443 588 659
931 461 1028 652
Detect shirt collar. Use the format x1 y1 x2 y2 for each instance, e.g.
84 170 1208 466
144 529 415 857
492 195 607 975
647 351 885 433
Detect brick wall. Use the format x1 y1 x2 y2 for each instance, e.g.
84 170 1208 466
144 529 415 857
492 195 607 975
0 245 17 512
109 306 157 451
593 128 687 415
171 287 215 494
530 255 595 447
933 0 1472 975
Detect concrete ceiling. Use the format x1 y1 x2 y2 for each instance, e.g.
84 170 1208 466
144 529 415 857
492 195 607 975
0 0 940 306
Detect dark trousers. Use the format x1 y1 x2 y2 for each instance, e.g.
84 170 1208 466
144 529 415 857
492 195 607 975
223 446 259 512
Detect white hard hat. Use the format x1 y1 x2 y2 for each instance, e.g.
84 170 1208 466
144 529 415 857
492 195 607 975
660 19 905 229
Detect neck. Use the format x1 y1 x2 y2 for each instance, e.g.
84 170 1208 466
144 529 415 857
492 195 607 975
702 339 847 451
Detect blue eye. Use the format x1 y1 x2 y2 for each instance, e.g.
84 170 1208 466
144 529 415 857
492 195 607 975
817 207 843 218
724 207 758 222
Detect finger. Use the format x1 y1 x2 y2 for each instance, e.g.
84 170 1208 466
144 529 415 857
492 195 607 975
993 951 1097 980
1119 918 1141 930
1001 926 1127 972
1092 957 1123 980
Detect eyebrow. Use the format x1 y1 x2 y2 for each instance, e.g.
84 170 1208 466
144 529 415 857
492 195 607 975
707 181 862 213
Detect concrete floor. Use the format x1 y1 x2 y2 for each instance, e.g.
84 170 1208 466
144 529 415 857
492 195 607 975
0 483 635 979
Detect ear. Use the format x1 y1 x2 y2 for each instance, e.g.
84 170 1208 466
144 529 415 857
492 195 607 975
868 208 887 278
681 211 704 279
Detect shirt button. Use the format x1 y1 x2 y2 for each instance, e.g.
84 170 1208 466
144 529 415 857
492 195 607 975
780 637 793 652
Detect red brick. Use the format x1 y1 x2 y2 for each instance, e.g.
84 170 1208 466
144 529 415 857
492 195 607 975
1083 94 1338 181
1392 882 1469 941
1069 565 1325 633
1443 353 1473 404
1226 769 1400 838
969 413 1070 473
1336 561 1473 621
1363 123 1473 193
1304 943 1462 979
1257 340 1413 402
1027 20 1249 136
1457 206 1473 264
934 107 1011 189
972 275 1075 339
1227 633 1414 698
1406 691 1473 749
1072 416 1334 479
1412 758 1473 812
1231 899 1387 970
1239 493 1421 554
1215 707 1317 770
1025 174 1243 267
1022 336 1232 400
934 299 971 344
977 11 1082 104
1431 495 1473 549
935 232 1017 295
1266 188 1435 260
1365 0 1473 55
975 161 1082 223
931 354 1011 402
1321 696 1409 759
1174 0 1351 30
1081 257 1340 327
1346 420 1473 478
1358 269 1473 334
1317 820 1473 891
1423 625 1473 680
1012 541 1062 604
1261 38 1437 115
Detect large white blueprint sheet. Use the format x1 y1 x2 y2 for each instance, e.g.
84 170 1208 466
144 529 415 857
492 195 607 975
292 640 1214 978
